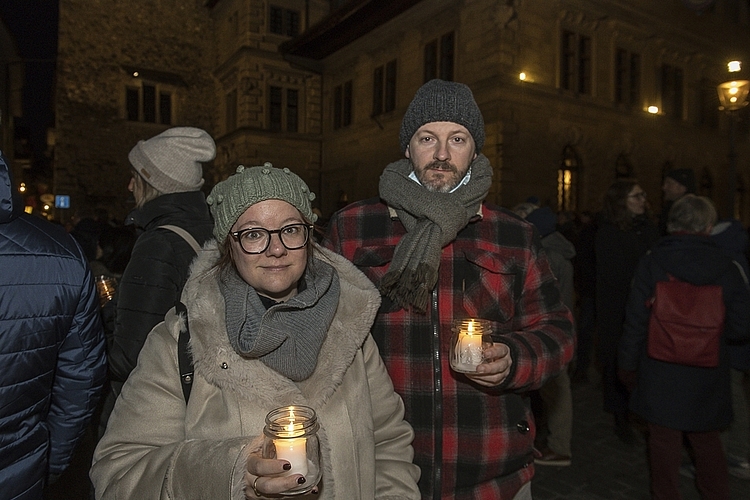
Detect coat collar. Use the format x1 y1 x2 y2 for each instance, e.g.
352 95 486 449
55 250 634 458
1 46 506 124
126 191 209 230
168 241 381 409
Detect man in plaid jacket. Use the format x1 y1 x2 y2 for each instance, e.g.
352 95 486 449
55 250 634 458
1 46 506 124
322 79 575 500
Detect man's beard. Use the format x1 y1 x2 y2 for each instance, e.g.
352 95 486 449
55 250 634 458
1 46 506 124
413 160 461 193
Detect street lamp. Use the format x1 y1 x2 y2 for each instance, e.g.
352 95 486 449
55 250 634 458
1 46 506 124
717 62 749 218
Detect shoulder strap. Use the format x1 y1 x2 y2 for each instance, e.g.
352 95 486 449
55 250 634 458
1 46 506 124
158 225 202 255
174 301 194 404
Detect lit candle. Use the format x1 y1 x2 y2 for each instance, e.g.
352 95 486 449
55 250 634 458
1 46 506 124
451 319 487 372
273 408 308 477
460 319 484 366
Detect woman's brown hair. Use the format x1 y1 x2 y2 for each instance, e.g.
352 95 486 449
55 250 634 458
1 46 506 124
602 178 647 231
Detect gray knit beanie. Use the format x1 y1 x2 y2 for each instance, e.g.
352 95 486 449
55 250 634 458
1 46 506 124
128 127 216 193
207 162 317 243
399 79 485 153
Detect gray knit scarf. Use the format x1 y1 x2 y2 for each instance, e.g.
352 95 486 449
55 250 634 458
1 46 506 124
219 258 340 381
378 154 493 312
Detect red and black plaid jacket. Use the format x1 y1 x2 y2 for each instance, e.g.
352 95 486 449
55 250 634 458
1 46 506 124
323 198 575 500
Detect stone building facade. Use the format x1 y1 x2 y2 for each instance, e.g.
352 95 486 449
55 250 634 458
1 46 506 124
55 0 218 220
54 0 750 222
0 18 24 182
207 0 328 203
285 0 750 219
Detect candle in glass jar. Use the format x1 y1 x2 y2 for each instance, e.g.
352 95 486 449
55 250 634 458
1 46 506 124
273 408 308 477
458 319 484 367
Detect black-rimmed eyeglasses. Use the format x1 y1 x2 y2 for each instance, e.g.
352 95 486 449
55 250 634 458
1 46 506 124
230 223 313 254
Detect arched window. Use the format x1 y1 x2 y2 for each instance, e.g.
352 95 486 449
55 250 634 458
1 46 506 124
558 145 580 211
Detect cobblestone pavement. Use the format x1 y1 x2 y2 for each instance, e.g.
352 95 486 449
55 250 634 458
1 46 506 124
531 377 749 500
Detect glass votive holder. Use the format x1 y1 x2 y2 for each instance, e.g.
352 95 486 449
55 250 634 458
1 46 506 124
262 405 321 495
449 318 493 373
95 275 117 308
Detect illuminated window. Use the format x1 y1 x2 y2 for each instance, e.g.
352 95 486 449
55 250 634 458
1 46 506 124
557 145 579 211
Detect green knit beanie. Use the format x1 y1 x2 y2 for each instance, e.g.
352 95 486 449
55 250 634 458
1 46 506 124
399 79 485 153
207 163 317 243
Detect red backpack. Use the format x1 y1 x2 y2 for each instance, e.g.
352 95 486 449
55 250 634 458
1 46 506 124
646 274 725 368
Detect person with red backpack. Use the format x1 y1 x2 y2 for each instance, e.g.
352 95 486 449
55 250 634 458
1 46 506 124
619 194 750 500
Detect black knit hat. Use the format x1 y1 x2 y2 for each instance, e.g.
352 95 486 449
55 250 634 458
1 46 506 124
399 79 485 154
665 168 696 194
526 207 557 238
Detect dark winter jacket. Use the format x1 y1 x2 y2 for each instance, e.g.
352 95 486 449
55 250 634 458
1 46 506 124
573 219 597 299
710 219 750 370
109 191 213 388
595 216 659 352
324 198 575 500
540 231 576 312
0 156 107 499
619 235 750 431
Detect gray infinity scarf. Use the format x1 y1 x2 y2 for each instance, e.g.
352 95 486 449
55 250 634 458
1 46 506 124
378 154 493 312
219 258 340 381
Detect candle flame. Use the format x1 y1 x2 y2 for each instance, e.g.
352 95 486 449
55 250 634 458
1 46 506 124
467 320 475 334
286 407 296 433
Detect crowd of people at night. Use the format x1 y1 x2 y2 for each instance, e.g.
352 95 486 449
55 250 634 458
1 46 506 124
2 78 749 500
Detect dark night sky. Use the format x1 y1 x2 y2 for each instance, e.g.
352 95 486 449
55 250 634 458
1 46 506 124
0 1 59 163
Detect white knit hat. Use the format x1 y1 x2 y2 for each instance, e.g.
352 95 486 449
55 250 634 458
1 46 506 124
128 127 216 193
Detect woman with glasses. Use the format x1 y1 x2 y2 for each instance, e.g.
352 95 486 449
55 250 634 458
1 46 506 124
91 164 420 500
595 179 659 445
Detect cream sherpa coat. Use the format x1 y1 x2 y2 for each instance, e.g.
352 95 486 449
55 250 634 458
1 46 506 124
91 243 420 500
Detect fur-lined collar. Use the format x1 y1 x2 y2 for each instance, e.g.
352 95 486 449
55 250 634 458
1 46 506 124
166 241 381 408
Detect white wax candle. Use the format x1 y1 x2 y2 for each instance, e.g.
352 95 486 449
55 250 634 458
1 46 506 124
451 319 484 371
273 436 308 477
273 409 308 477
459 331 483 367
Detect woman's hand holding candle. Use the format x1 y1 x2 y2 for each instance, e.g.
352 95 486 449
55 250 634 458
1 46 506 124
245 453 313 499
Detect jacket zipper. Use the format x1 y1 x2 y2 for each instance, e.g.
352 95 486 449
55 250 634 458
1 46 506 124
431 286 442 500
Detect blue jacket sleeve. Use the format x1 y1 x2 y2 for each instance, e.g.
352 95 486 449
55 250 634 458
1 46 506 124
47 268 108 474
